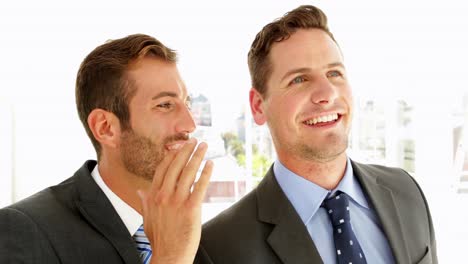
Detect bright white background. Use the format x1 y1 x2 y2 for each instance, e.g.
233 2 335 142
1 0 467 262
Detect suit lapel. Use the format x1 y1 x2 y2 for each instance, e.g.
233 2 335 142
74 161 141 264
351 161 411 263
257 168 323 264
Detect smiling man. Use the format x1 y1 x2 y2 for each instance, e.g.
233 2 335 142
0 34 213 264
197 5 437 264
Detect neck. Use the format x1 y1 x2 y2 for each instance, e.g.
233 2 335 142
97 155 150 215
278 152 348 190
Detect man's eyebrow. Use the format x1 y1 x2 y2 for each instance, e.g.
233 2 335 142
151 91 178 100
327 62 345 69
281 67 311 83
280 62 346 83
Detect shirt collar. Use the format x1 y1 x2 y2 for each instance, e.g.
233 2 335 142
334 159 369 210
274 157 369 225
91 164 142 236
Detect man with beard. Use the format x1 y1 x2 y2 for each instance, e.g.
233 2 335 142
0 34 213 264
197 5 437 264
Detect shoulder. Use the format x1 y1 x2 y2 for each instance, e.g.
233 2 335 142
201 189 275 262
352 160 422 194
0 206 58 262
351 160 437 261
3 173 79 221
0 161 99 262
202 166 294 243
203 189 259 235
3 160 98 222
352 161 411 180
0 160 97 238
0 185 70 262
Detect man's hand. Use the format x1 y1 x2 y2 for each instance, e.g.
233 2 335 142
138 138 213 264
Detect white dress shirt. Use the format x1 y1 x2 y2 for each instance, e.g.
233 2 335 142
91 165 142 236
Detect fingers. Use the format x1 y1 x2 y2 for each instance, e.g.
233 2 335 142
175 142 208 199
137 139 212 262
152 150 177 192
189 160 213 204
160 138 198 195
153 137 212 206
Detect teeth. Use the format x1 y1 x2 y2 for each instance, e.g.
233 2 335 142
167 143 183 150
305 113 339 125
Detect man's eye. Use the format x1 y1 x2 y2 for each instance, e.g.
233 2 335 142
157 103 173 109
327 70 342 78
290 76 305 85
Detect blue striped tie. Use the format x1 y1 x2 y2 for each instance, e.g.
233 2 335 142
133 225 152 264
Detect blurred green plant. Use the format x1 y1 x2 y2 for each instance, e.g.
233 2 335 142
222 131 272 185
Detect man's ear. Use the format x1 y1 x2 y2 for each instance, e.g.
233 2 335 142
249 88 267 125
87 109 122 149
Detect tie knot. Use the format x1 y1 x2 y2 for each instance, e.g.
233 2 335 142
134 225 150 244
322 192 351 227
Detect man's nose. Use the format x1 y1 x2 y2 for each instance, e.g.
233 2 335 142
310 77 338 105
175 105 196 134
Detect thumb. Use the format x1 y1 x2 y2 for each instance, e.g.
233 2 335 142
137 189 149 218
137 189 155 246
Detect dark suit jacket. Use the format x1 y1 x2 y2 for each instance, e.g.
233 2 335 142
196 160 437 264
0 160 142 263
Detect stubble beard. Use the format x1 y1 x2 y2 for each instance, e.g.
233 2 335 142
120 129 189 181
295 132 349 163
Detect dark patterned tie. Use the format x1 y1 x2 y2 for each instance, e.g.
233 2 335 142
133 225 152 264
322 192 367 264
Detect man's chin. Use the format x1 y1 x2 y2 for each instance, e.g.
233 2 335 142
123 161 159 182
135 170 156 182
299 143 348 162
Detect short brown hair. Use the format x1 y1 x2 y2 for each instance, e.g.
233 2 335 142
248 5 337 96
76 34 177 157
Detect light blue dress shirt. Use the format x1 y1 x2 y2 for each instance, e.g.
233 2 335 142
274 158 395 264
